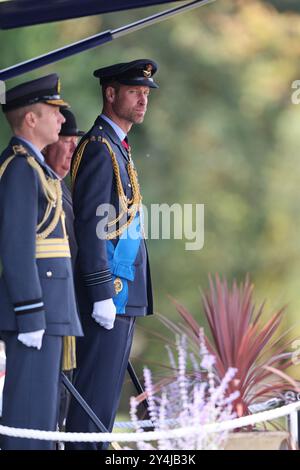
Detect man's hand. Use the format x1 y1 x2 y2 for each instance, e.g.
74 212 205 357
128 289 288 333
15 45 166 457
92 299 116 330
17 329 45 350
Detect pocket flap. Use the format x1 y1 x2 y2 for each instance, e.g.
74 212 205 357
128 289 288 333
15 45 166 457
40 266 68 279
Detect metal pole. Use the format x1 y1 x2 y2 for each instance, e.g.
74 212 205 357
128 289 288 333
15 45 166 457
127 361 151 417
61 372 120 449
113 0 214 39
0 31 113 81
0 1 189 29
61 372 108 433
0 0 215 81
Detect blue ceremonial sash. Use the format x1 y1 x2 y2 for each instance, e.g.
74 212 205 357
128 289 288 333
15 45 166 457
106 213 142 314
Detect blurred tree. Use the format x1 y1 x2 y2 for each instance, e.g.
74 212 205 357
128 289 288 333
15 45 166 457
266 0 300 12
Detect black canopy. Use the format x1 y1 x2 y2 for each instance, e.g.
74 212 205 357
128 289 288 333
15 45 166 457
0 0 185 29
0 0 214 80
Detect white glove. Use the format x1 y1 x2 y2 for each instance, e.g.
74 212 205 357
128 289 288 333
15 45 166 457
92 299 116 330
17 329 45 350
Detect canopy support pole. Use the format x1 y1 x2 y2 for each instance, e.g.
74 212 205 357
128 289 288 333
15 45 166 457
0 0 214 81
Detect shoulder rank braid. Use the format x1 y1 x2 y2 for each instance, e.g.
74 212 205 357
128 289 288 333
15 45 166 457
71 135 143 239
0 145 70 258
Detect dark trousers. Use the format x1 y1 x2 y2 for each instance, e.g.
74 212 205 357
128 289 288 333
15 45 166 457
0 332 62 450
65 315 135 450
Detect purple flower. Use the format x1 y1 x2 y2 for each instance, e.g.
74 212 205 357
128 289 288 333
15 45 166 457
125 333 238 450
201 353 216 370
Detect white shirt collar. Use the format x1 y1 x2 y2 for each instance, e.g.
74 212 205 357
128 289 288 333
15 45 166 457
16 136 45 163
15 136 60 178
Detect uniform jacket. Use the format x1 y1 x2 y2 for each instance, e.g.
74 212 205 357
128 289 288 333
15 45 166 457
71 116 153 317
61 180 77 267
0 136 83 336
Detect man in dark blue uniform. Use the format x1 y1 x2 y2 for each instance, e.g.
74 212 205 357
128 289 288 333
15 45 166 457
66 59 158 449
0 74 83 449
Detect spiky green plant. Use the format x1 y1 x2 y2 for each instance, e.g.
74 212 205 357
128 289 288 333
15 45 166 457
158 275 297 418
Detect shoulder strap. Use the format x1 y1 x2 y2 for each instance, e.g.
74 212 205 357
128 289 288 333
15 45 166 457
71 138 89 188
0 144 31 180
71 134 116 188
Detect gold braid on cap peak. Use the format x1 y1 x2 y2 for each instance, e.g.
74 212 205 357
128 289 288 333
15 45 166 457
71 136 142 239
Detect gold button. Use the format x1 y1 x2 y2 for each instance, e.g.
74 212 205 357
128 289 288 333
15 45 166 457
46 271 53 278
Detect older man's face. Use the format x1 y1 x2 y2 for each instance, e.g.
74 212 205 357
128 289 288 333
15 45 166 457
45 135 78 178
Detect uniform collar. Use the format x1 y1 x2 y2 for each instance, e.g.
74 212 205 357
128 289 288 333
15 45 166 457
10 136 58 178
94 115 130 162
100 114 127 142
15 135 45 164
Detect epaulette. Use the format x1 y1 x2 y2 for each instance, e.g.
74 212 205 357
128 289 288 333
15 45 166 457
89 135 104 143
71 131 112 188
12 144 29 156
0 144 29 180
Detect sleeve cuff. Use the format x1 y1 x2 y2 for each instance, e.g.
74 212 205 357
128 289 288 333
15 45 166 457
14 298 44 315
14 298 46 333
86 280 116 302
83 270 113 287
16 310 46 333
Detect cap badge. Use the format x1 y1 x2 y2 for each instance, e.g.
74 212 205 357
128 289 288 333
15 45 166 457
143 64 153 78
57 79 61 94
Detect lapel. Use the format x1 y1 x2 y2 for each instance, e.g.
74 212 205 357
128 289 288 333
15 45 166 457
94 116 130 163
10 136 57 178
